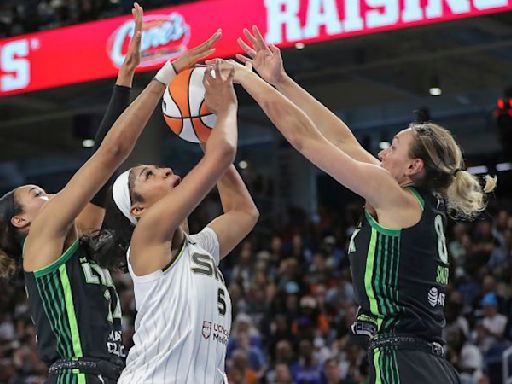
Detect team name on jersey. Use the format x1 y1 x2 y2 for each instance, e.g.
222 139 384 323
190 252 225 283
79 257 124 357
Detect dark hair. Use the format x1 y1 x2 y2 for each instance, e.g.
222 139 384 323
0 190 23 280
128 168 143 205
88 185 136 272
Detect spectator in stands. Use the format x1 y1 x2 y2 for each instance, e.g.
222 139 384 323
477 292 508 351
291 339 323 383
322 357 343 384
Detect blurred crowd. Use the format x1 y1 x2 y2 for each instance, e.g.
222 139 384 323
0 0 194 38
1 189 512 384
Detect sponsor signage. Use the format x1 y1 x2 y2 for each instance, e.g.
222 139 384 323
1 0 511 96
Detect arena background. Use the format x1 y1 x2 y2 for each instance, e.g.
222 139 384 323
1 0 512 383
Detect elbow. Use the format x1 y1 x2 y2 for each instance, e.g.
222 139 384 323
98 140 124 162
97 128 133 161
247 205 259 226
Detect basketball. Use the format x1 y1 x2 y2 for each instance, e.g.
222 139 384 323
162 66 217 143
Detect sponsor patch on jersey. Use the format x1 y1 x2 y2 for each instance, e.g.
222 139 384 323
201 320 229 345
427 287 445 307
436 265 449 285
202 321 212 339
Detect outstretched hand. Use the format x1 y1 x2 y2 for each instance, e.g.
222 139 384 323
205 58 251 84
173 29 222 73
203 59 237 116
237 25 286 86
117 2 143 86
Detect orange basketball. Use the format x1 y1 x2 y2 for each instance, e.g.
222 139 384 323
162 67 216 143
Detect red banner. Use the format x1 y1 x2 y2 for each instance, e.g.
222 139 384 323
1 0 511 96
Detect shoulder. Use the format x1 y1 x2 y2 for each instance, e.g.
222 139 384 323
370 187 425 229
188 227 220 264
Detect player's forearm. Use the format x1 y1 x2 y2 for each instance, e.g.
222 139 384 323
205 107 238 159
90 85 131 207
275 73 355 147
238 71 322 149
216 166 258 217
101 80 164 160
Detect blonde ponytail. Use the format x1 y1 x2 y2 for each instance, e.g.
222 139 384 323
410 123 497 220
446 171 497 219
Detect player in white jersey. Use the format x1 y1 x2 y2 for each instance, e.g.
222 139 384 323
103 59 259 383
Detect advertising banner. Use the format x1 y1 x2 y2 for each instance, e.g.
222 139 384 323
1 0 511 96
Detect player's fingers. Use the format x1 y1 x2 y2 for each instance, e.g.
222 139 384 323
237 38 256 58
214 59 222 81
227 67 235 83
203 66 213 88
243 28 258 47
269 43 280 55
134 3 143 31
252 25 270 52
235 54 251 64
194 29 222 53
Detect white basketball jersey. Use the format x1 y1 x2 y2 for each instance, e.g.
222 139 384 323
119 227 231 384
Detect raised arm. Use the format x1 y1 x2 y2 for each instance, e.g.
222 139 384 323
130 61 239 274
75 7 142 233
234 67 407 212
24 28 222 272
206 165 259 260
237 26 378 165
25 79 164 271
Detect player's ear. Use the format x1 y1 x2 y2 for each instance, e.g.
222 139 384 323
131 204 144 219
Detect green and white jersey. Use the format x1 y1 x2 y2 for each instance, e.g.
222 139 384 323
24 240 125 368
348 187 449 343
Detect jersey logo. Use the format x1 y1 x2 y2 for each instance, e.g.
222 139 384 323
202 321 211 339
201 320 229 345
427 287 445 307
436 265 449 285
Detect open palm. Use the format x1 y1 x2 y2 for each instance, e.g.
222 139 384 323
236 26 285 86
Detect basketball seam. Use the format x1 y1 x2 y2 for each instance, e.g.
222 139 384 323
163 112 215 119
187 69 193 124
168 87 183 121
191 117 212 143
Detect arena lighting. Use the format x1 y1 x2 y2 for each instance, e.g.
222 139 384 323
379 142 391 150
429 75 442 96
239 160 248 170
294 42 305 50
467 165 488 175
82 139 95 148
496 97 512 117
429 87 442 96
496 162 512 172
